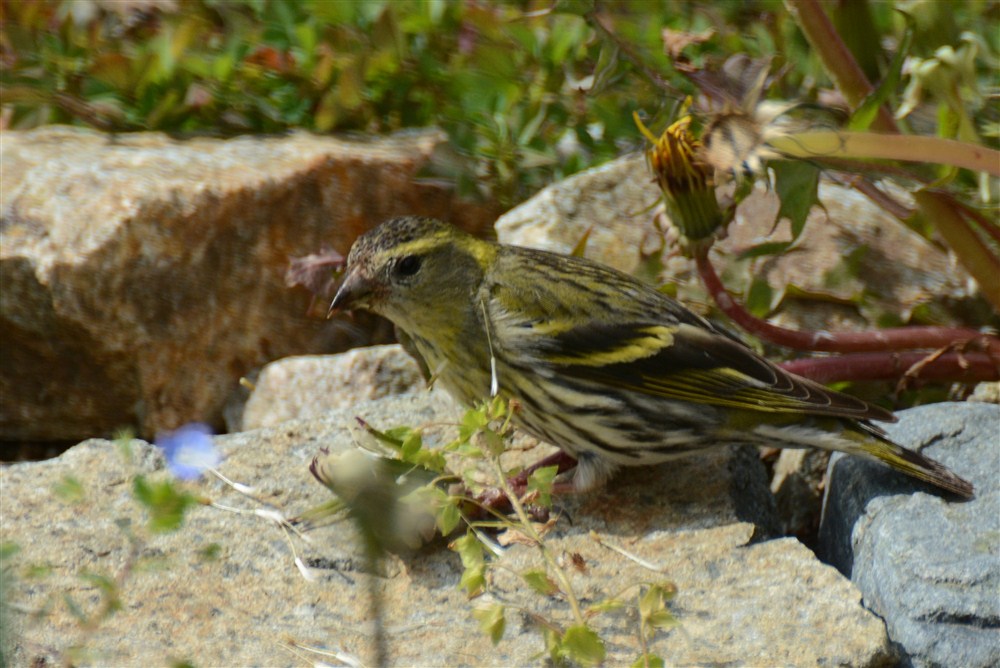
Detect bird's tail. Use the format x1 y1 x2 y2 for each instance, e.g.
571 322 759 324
847 425 974 498
749 419 974 499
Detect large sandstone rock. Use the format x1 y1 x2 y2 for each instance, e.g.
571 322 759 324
0 126 497 443
3 387 894 667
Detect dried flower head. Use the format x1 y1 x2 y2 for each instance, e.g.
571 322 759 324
636 113 725 251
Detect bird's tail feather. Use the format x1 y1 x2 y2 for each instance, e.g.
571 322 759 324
851 429 974 499
750 419 974 499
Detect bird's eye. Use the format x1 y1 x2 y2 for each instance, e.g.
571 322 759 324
396 255 422 277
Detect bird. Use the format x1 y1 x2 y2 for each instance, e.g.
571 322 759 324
328 216 974 499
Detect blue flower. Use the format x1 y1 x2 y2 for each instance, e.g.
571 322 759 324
155 423 220 480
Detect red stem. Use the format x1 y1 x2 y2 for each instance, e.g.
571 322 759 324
780 351 1000 384
695 252 1000 355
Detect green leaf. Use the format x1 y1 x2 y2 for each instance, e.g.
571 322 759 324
745 277 775 318
736 240 793 260
563 624 606 666
452 533 484 568
646 609 677 629
480 429 506 457
435 494 461 536
771 161 820 240
380 425 414 449
472 603 506 645
849 11 915 132
458 404 490 442
527 465 559 507
631 655 666 668
639 583 677 630
399 430 423 460
132 475 196 533
587 597 626 614
451 532 486 597
542 625 563 660
410 448 448 473
639 584 664 619
459 564 485 598
521 568 561 597
488 395 509 422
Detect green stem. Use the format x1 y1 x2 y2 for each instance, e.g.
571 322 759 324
487 454 586 628
785 0 898 133
767 132 1000 177
913 190 1000 309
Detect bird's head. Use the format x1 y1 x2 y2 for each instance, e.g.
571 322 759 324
329 217 495 332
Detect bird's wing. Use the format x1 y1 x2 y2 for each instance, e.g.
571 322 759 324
507 308 894 423
483 249 894 423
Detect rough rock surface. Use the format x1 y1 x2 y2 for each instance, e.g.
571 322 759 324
818 402 999 668
969 380 1000 403
493 154 662 273
1 126 496 442
495 154 976 333
240 345 425 430
4 386 894 667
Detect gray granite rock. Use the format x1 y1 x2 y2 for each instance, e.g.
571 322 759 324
4 388 892 666
818 402 1000 668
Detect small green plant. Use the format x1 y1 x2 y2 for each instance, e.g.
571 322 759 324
304 397 679 665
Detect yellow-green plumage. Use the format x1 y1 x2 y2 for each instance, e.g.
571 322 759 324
331 217 973 498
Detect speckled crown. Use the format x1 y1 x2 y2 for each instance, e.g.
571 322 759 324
347 216 455 264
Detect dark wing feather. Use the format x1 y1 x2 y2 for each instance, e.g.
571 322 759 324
543 321 896 423
487 244 894 423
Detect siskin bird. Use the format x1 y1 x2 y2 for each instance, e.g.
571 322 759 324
329 216 974 498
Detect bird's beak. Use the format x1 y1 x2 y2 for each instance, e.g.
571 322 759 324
327 267 373 318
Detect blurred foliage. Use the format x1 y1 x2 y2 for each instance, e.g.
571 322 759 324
2 0 997 299
5 0 992 208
